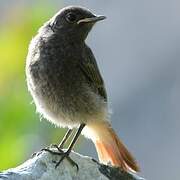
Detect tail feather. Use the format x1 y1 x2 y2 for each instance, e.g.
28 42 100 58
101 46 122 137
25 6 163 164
86 122 139 172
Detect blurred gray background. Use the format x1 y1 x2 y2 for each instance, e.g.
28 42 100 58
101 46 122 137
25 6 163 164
0 0 180 180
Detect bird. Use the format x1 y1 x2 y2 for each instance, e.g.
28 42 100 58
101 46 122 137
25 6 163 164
26 5 139 172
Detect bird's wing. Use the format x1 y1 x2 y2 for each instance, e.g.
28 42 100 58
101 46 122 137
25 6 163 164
79 46 107 101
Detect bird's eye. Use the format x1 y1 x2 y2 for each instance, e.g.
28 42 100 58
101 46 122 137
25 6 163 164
65 12 77 23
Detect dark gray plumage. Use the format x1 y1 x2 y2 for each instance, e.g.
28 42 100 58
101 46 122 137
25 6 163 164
26 6 108 129
26 6 139 172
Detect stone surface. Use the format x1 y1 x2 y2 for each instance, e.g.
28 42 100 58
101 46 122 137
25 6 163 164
0 149 144 180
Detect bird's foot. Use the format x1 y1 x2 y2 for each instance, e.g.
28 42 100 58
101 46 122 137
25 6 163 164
31 144 56 158
42 144 79 170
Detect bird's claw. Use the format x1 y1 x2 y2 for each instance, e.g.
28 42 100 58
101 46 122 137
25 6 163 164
42 145 79 171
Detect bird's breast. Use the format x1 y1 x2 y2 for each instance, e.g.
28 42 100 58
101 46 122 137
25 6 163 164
26 36 107 128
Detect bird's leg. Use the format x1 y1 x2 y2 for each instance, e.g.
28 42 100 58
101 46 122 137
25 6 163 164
55 124 85 168
42 129 72 152
46 128 73 150
31 129 72 157
58 128 73 148
41 129 75 168
43 124 85 170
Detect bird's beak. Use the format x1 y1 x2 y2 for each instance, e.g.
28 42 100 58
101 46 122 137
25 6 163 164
77 15 106 24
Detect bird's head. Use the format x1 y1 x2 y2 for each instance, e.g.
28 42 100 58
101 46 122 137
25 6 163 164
44 6 106 41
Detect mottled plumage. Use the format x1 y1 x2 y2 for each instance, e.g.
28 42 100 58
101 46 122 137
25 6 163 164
26 6 139 172
26 6 108 128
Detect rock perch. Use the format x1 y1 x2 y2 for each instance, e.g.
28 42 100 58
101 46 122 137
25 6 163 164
0 149 144 180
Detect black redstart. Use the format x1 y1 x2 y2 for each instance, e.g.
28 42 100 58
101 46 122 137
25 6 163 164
26 6 139 172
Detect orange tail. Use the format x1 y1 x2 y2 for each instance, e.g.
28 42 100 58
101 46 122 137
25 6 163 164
86 122 139 172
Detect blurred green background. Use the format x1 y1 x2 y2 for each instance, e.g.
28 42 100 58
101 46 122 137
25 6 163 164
0 2 75 170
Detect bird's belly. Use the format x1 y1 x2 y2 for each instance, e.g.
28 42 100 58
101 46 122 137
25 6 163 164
27 69 108 128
